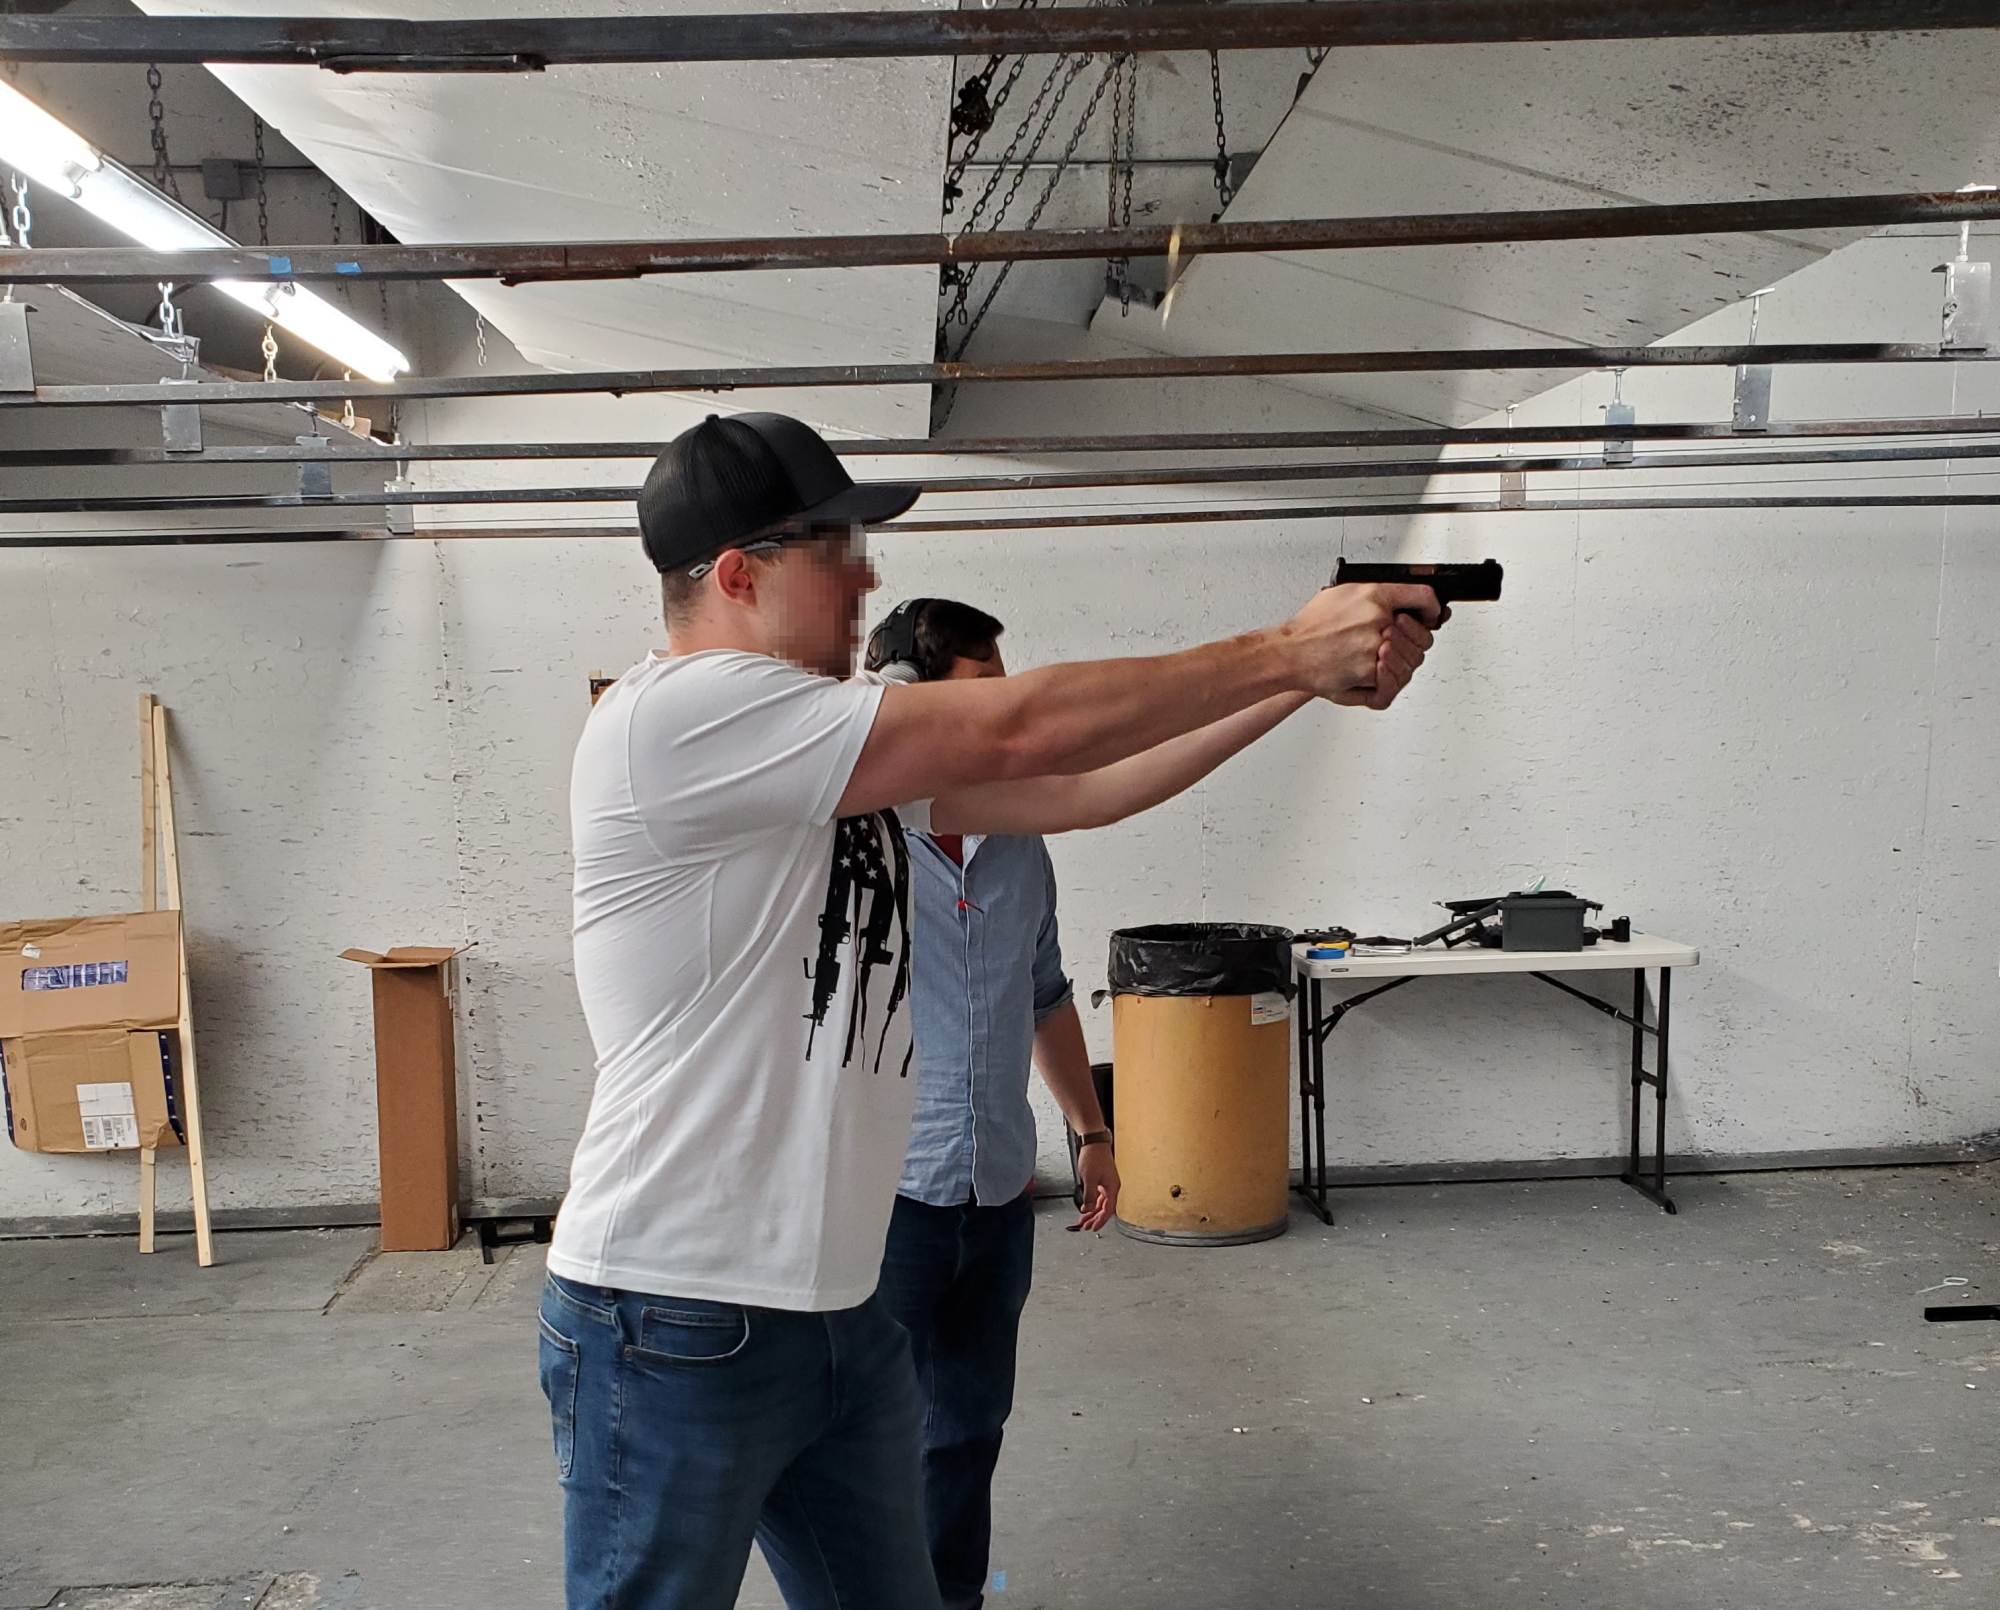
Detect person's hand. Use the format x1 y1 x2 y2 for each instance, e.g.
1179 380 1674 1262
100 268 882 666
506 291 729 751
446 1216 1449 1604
1282 582 1440 710
1070 1143 1120 1232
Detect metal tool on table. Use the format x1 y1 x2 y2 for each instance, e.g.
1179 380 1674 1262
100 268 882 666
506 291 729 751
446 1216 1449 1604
1412 892 1629 952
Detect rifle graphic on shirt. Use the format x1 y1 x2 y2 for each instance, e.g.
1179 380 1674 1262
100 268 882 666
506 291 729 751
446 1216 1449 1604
805 808 915 1075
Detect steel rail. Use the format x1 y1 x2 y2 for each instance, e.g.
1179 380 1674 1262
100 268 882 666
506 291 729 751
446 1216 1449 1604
0 4 1991 70
850 417 2000 454
891 492 2000 532
5 442 2000 512
6 190 2000 284
12 438 2000 490
16 415 2000 465
0 344 1989 409
11 415 2000 467
10 491 2000 548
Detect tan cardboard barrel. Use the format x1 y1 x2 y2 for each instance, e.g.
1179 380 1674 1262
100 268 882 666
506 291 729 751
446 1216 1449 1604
1113 992 1292 1246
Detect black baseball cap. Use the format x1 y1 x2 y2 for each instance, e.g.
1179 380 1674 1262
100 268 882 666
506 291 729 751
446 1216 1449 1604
637 412 921 573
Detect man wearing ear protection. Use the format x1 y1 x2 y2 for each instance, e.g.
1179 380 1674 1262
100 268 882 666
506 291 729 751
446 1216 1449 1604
861 597 1112 1610
863 596 1349 1610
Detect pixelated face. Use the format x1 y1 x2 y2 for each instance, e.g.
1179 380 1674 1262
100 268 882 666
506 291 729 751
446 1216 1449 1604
761 525 878 679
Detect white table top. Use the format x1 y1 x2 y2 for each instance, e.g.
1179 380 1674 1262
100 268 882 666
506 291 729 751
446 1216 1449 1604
1292 932 1698 980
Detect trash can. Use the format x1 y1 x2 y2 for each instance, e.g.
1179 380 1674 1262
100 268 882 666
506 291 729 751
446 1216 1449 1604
1107 923 1294 1246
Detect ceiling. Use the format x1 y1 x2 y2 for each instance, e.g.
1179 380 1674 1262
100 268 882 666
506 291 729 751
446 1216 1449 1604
138 0 958 438
107 10 2000 439
1101 29 2000 424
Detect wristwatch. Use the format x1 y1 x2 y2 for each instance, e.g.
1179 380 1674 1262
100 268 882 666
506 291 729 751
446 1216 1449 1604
1075 1129 1113 1149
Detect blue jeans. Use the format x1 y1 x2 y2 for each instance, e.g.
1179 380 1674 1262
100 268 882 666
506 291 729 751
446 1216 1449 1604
538 1274 942 1610
874 1192 1037 1610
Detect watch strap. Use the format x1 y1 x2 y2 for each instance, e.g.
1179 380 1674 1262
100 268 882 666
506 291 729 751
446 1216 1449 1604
1075 1129 1113 1149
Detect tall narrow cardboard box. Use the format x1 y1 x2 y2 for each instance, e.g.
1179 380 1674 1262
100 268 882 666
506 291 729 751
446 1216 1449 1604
341 947 465 1252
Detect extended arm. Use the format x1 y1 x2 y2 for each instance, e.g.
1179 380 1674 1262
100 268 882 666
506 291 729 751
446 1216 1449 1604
932 691 1311 835
836 582 1438 819
1032 1000 1120 1232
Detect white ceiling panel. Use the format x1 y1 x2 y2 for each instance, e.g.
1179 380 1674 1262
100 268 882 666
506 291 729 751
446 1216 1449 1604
137 0 955 437
1128 32 2000 424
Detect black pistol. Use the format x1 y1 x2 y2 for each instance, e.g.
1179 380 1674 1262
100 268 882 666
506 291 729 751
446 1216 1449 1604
1331 558 1504 604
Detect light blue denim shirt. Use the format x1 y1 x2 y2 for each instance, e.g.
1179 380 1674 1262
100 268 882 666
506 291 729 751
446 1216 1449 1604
898 830 1074 1207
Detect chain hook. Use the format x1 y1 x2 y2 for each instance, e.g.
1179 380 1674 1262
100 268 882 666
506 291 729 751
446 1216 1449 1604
261 324 279 383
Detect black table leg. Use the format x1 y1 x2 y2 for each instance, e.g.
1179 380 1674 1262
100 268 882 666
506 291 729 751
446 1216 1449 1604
1295 976 1319 1222
1619 967 1677 1214
1300 976 1333 1224
1311 975 1332 1222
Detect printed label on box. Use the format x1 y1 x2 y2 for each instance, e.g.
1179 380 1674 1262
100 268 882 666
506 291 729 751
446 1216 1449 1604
1250 991 1291 1026
21 961 129 991
77 1081 139 1150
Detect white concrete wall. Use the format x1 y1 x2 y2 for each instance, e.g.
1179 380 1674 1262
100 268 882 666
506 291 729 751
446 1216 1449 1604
3 229 1997 1223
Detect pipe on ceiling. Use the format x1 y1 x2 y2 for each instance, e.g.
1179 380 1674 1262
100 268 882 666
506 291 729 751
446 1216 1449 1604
0 3 1990 70
6 190 2000 284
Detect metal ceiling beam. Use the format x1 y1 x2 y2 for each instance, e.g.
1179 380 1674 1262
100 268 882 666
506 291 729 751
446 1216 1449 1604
8 190 2000 284
0 4 1989 70
8 416 2000 467
5 439 2000 491
0 344 1987 409
1 441 1996 511
10 492 2000 548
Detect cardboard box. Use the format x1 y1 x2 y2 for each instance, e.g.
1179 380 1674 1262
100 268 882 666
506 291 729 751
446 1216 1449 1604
2 1028 183 1154
0 912 181 1037
341 947 465 1252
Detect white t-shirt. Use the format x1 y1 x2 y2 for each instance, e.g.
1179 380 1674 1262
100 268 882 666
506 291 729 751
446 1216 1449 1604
548 649 930 1310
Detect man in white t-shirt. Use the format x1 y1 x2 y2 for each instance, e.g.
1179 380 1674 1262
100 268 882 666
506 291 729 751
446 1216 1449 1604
541 411 1443 1610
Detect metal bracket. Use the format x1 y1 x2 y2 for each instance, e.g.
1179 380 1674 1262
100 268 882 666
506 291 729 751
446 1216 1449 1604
159 378 200 452
1603 402 1635 464
1498 468 1526 508
384 475 414 534
0 300 32 393
1733 286 1775 432
1938 257 1992 351
1731 365 1772 431
295 433 332 498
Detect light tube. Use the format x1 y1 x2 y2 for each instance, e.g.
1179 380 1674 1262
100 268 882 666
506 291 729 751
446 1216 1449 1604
0 81 411 381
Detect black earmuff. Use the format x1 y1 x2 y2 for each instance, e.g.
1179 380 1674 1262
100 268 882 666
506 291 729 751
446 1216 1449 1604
873 598 933 683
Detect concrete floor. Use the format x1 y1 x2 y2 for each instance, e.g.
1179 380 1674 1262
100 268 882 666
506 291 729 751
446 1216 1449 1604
4 1166 1998 1610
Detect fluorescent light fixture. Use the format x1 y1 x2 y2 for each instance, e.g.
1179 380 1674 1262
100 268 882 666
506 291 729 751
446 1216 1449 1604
0 80 410 381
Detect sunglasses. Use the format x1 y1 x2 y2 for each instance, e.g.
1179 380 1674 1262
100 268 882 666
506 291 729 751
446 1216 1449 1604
685 522 868 579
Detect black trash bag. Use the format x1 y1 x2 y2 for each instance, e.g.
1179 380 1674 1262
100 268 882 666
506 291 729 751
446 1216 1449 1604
1105 922 1295 999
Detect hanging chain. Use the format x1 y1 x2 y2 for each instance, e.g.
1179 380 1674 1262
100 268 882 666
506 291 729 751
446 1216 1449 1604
1208 50 1233 217
155 282 182 340
943 0 1041 213
952 53 1121 360
1108 55 1137 315
475 310 489 367
953 51 1078 240
1105 55 1123 234
261 324 278 382
341 375 356 435
329 182 342 246
0 169 15 299
145 65 181 200
252 115 270 247
942 51 1090 329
